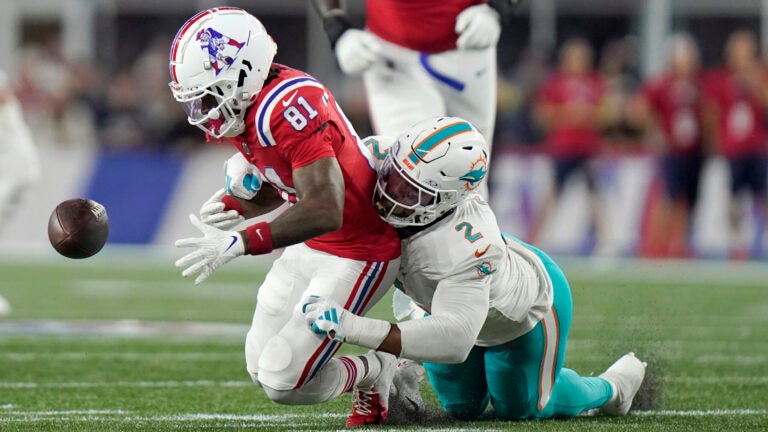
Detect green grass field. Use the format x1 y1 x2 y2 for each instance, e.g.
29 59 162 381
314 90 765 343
1 251 767 431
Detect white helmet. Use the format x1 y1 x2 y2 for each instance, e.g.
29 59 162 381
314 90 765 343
169 7 277 139
374 117 489 227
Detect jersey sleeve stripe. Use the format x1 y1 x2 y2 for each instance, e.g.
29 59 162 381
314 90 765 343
255 77 324 147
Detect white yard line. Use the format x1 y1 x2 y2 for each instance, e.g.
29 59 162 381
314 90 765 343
0 320 249 337
3 375 768 390
1 352 234 361
0 380 252 388
634 409 768 416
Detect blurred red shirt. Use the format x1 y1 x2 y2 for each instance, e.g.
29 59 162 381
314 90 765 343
641 73 703 156
536 72 606 158
367 0 484 53
703 68 767 157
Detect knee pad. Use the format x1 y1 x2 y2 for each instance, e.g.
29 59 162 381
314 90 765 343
261 384 313 406
256 335 297 390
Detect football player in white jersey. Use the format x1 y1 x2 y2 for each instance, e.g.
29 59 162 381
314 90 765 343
312 0 521 198
300 116 647 422
0 70 40 317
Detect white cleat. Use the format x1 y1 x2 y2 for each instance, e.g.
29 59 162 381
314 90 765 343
599 352 647 416
0 293 11 317
346 350 398 427
390 358 426 414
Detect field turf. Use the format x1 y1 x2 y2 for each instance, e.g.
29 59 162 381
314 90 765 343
0 251 766 431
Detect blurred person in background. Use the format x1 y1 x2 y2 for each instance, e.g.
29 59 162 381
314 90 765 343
312 0 522 197
531 38 607 251
0 70 40 316
15 35 94 147
599 36 643 147
703 30 768 259
631 33 704 258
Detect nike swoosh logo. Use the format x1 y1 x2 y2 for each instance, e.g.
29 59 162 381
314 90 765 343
254 229 263 241
474 244 491 258
281 90 298 107
224 235 238 253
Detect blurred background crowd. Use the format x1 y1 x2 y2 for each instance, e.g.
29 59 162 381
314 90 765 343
2 0 768 259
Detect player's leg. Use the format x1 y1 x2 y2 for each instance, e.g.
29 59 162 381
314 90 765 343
727 157 750 258
430 47 497 147
256 245 398 405
245 244 311 385
529 157 575 244
363 39 446 137
483 244 614 420
746 155 768 256
422 346 490 421
427 47 496 197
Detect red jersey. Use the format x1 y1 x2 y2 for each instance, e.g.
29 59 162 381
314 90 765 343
535 72 606 158
641 72 703 156
367 0 483 53
703 68 767 157
232 65 400 261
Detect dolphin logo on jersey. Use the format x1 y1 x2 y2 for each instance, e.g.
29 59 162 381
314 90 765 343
196 27 244 75
460 156 488 191
475 261 496 276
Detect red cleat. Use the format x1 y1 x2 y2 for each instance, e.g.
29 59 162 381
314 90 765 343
346 351 396 426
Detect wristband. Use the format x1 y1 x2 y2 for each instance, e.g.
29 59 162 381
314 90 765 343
348 317 392 350
245 222 274 255
221 194 245 215
322 10 353 49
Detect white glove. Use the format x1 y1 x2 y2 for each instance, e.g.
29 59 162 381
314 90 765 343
455 4 501 50
175 214 245 285
200 188 244 230
224 152 263 200
298 295 392 349
335 29 383 76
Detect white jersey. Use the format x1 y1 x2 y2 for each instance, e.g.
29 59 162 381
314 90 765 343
364 136 553 362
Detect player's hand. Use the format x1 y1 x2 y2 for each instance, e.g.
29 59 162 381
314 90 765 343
299 295 356 342
224 152 263 200
335 29 382 76
298 295 392 349
175 214 245 285
455 4 501 50
200 188 244 230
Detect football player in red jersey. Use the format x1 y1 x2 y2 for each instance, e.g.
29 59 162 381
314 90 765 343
531 38 607 250
168 8 401 420
312 0 520 198
703 30 768 259
632 34 704 257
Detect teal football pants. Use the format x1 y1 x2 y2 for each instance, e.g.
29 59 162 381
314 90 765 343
423 243 613 420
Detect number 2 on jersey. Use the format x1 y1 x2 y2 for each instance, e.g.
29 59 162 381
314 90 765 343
283 96 318 131
455 222 483 243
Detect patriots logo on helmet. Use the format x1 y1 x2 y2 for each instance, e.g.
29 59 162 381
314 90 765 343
460 156 488 191
196 27 245 75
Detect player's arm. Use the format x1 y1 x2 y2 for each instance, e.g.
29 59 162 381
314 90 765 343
239 156 344 253
382 279 489 362
311 0 381 75
301 277 490 364
227 185 285 219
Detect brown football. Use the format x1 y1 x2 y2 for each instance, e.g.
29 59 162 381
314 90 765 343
48 199 110 259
